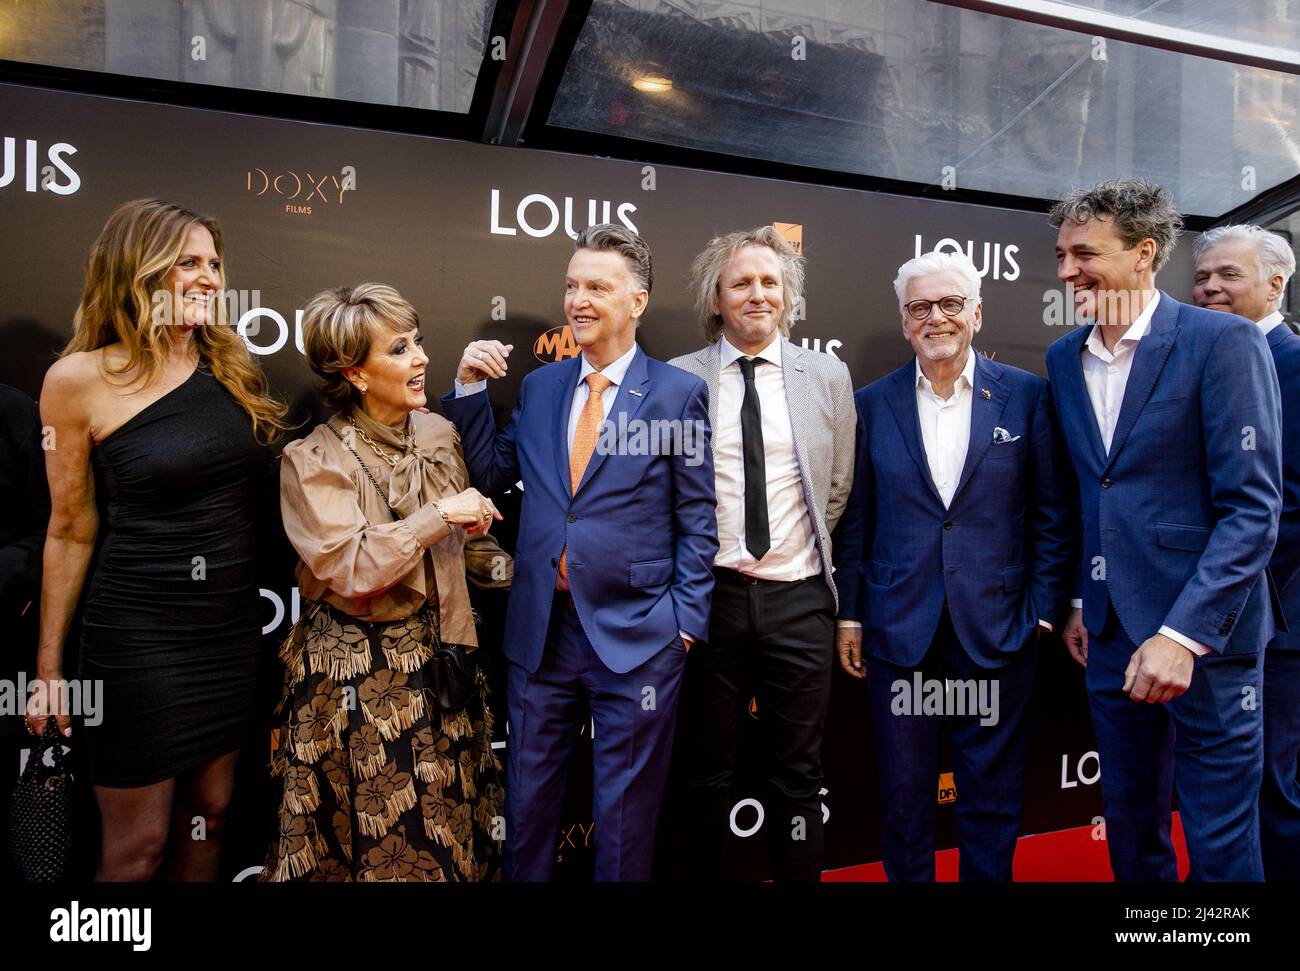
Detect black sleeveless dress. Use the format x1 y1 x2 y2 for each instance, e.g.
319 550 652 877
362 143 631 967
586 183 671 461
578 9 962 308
80 366 266 787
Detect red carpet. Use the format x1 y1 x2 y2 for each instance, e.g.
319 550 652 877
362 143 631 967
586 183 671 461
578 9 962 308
823 814 1190 881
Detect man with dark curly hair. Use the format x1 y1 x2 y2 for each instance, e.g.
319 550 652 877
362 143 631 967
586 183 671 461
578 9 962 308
1046 179 1283 881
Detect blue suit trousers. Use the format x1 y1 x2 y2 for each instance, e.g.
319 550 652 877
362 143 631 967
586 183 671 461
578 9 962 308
1085 605 1265 881
503 597 685 881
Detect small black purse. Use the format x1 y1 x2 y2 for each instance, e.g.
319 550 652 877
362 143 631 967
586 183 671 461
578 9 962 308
8 716 72 882
427 641 475 714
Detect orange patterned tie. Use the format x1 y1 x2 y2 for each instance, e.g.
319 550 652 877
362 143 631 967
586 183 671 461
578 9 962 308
557 372 614 590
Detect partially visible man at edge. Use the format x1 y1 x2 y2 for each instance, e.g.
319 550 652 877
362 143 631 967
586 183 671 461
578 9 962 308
1193 224 1300 881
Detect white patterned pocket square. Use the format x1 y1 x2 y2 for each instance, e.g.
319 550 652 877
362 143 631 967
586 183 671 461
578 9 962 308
992 427 1022 444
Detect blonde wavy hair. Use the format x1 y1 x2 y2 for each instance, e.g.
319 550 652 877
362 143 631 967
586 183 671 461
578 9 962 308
691 225 806 344
61 198 287 444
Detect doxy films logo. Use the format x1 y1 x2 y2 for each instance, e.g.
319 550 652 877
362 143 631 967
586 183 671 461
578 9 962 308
246 163 357 214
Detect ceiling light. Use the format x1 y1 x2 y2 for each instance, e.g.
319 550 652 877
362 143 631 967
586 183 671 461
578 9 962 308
632 75 673 93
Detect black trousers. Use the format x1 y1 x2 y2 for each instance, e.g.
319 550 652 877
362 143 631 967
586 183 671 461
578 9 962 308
677 569 835 881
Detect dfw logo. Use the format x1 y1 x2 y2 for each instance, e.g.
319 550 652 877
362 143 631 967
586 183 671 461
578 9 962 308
1 137 80 194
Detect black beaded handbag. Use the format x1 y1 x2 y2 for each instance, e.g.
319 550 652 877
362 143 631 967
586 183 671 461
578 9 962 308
8 716 72 882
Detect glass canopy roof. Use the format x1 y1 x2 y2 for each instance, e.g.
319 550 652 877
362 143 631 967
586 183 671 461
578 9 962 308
0 0 1295 220
547 0 1300 219
0 0 499 113
1058 0 1300 51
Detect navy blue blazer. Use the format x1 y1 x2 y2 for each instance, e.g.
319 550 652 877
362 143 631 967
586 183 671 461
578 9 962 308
1045 292 1283 654
1268 322 1300 651
441 346 719 674
833 353 1074 668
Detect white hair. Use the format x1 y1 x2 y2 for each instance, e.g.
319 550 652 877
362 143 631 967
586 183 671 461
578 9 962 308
1194 224 1295 286
893 250 983 311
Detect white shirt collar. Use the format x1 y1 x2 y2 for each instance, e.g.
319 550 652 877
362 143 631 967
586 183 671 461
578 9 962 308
1258 309 1285 336
578 342 638 387
720 333 783 369
1084 290 1160 359
915 347 977 397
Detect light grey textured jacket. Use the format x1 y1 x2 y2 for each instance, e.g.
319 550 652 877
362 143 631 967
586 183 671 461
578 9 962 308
668 338 856 607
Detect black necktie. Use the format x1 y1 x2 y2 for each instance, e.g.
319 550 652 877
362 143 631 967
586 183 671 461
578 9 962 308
736 356 770 560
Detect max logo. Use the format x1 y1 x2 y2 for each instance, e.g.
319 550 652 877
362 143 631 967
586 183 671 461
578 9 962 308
937 771 957 804
534 324 582 363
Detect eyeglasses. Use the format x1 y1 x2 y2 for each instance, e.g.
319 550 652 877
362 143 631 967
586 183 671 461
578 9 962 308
904 295 974 320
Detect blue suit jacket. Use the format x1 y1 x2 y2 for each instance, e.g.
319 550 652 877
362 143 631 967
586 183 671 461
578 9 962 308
1045 292 1283 654
1268 322 1300 650
833 354 1074 668
441 346 719 674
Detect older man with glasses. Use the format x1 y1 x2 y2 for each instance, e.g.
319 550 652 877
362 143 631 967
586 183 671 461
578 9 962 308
834 250 1073 881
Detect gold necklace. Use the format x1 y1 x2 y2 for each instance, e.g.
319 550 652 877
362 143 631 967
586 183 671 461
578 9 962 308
347 415 399 468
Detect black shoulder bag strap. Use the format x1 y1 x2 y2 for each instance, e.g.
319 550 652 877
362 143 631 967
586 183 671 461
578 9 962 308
323 420 398 523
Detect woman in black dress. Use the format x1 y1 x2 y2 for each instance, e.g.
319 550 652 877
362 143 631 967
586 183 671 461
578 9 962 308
27 198 287 881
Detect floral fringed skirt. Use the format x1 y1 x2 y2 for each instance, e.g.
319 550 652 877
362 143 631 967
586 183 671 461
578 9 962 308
261 601 504 882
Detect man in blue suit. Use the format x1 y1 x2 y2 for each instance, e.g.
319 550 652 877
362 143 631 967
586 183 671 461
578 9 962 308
1193 224 1300 881
1047 180 1283 882
833 250 1074 881
441 224 718 881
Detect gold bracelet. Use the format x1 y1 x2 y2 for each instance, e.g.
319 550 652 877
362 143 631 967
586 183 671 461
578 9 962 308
433 500 451 525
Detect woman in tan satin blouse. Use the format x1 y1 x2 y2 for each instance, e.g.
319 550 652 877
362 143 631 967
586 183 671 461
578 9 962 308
262 283 505 882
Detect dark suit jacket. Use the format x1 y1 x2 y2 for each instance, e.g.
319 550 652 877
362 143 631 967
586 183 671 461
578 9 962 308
834 353 1074 668
1046 292 1283 654
441 346 719 674
1268 322 1300 650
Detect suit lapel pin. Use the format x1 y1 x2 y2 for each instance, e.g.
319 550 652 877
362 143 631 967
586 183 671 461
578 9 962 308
981 388 991 400
628 388 643 397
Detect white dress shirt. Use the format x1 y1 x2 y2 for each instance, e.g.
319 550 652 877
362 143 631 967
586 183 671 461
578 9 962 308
713 335 820 580
915 349 976 509
1257 309 1285 336
840 349 1051 632
565 344 636 453
1080 291 1158 454
1073 291 1209 656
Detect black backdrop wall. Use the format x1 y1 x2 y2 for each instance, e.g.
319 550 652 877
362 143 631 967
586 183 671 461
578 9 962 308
0 79 1197 880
